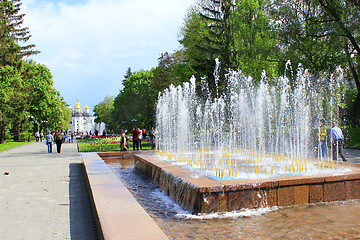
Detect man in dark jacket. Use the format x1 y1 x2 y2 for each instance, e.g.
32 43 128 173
54 130 65 153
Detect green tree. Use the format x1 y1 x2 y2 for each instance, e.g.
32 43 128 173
94 95 115 130
22 60 69 132
112 69 155 130
151 50 192 98
180 0 236 92
57 102 72 131
272 0 360 125
0 0 39 68
179 0 279 93
0 0 39 143
179 6 212 83
0 66 26 143
232 0 278 81
38 91 70 131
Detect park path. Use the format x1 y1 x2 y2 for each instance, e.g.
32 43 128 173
0 141 98 240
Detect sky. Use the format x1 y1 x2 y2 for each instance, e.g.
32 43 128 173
20 0 196 113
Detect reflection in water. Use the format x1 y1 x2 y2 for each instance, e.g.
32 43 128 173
106 159 360 239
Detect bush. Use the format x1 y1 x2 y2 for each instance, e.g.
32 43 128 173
344 127 360 148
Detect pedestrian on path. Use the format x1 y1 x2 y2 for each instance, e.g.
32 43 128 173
330 122 347 162
120 130 128 151
316 119 327 159
45 130 53 153
131 128 139 150
54 130 65 153
138 128 143 150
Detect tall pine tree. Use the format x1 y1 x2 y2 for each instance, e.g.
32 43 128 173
0 0 39 143
0 0 39 67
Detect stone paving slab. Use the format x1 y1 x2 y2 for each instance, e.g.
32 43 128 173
345 148 360 163
0 142 98 240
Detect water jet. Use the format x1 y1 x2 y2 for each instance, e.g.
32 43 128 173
135 63 360 214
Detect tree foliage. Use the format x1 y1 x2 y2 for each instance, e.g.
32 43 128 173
271 0 360 125
0 0 39 68
94 95 115 129
0 66 24 143
62 0 360 131
0 60 71 143
0 0 70 143
232 0 278 80
151 50 192 97
112 69 155 130
177 0 360 125
179 0 278 93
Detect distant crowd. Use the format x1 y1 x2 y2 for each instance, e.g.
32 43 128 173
34 130 77 154
35 127 159 153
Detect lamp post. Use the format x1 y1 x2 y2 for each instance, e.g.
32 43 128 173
131 119 137 126
28 115 33 142
42 120 48 131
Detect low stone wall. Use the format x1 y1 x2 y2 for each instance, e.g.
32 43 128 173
134 153 360 214
81 152 168 240
97 150 151 159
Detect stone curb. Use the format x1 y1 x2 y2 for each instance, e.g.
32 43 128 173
81 152 168 240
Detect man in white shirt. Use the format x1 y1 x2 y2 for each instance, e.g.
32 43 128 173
329 122 347 162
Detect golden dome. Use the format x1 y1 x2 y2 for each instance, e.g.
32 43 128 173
75 98 82 114
75 98 81 110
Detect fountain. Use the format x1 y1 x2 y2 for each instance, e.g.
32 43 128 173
134 61 360 214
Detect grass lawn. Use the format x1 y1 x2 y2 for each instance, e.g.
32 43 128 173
77 137 153 152
0 141 31 152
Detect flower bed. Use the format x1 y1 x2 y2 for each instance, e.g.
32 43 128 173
78 137 153 152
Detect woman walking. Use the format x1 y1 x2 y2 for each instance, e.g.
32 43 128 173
45 130 53 153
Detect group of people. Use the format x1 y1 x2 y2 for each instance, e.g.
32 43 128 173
44 130 75 154
317 121 347 162
34 131 43 142
119 127 158 151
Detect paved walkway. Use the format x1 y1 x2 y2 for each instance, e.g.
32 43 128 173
0 141 98 240
344 148 360 163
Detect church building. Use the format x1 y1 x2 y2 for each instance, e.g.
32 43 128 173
68 98 104 134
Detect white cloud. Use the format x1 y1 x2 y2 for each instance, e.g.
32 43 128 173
20 0 196 111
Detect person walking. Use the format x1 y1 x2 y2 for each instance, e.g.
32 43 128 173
152 128 158 150
329 122 347 162
138 128 143 150
317 119 327 159
54 130 65 153
149 127 155 149
131 128 139 150
35 131 40 142
45 130 53 153
120 131 128 151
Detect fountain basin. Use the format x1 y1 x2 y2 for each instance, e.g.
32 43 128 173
135 153 360 214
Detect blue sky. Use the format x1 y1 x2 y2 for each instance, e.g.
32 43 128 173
21 0 195 113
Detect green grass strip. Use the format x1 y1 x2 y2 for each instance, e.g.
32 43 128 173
0 141 31 152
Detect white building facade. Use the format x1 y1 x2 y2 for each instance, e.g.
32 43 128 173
68 98 105 135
